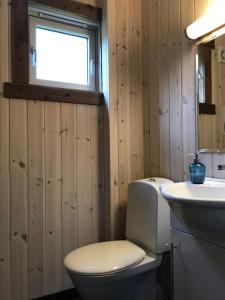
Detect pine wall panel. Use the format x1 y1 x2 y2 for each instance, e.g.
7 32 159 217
0 1 10 299
0 0 219 298
0 1 104 299
106 0 217 238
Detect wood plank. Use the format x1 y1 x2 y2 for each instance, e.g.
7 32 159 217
10 99 28 300
0 0 10 298
149 0 160 177
181 0 196 179
34 0 102 22
116 0 131 238
76 105 92 246
107 0 120 239
61 103 77 290
195 0 207 152
141 0 151 178
0 98 10 300
28 100 45 299
129 0 143 180
44 102 62 294
11 0 29 83
90 106 104 242
3 82 104 106
158 0 171 178
169 0 183 182
100 0 110 240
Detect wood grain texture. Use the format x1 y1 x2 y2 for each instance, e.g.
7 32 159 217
141 0 151 178
10 99 28 300
11 0 29 83
0 0 219 297
34 0 102 21
129 0 143 181
169 0 183 181
106 0 120 239
158 0 171 179
107 0 213 238
0 0 105 298
0 98 10 300
28 101 45 299
181 0 196 179
116 0 131 237
61 103 77 290
0 1 10 299
101 0 110 240
3 82 104 106
90 106 104 242
44 102 62 295
77 105 92 246
148 0 160 177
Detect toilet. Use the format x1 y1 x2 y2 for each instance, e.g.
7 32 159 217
64 177 173 300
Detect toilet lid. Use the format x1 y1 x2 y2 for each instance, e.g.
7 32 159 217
64 240 146 275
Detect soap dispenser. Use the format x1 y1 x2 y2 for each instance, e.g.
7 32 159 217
189 153 206 184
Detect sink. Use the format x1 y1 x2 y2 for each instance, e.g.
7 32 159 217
160 178 225 248
160 178 225 207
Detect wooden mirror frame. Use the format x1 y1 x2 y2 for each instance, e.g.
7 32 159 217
197 40 216 115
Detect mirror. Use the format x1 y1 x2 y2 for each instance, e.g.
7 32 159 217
197 33 225 151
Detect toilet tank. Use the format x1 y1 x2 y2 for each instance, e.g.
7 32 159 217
125 178 173 255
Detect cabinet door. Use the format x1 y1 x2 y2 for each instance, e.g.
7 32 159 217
172 229 225 300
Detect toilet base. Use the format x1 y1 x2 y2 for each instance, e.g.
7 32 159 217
69 269 157 300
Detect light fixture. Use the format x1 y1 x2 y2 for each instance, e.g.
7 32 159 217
186 0 225 40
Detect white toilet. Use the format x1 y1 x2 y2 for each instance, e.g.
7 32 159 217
64 178 173 300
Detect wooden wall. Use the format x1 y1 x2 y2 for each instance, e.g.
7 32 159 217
106 0 218 239
0 0 105 299
0 0 219 298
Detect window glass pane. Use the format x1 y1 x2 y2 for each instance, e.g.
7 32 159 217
36 27 88 85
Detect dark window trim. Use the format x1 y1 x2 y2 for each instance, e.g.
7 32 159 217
11 0 29 84
32 0 102 21
4 82 103 105
4 0 103 105
199 103 216 115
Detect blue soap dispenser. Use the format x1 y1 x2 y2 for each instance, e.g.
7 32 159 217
189 153 206 184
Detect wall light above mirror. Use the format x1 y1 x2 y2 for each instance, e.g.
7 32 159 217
186 0 225 40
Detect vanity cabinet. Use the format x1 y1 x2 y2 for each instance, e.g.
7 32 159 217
160 179 225 300
172 227 225 300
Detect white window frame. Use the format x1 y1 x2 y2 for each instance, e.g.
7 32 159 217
29 12 97 91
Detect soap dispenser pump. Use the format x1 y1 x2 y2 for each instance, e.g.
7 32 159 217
189 153 206 184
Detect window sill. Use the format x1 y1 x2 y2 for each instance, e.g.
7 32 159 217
199 103 216 115
3 82 103 105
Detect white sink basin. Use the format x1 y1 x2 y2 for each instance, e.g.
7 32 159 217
160 178 225 206
160 178 225 247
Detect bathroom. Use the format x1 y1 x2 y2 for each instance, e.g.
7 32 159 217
0 0 225 299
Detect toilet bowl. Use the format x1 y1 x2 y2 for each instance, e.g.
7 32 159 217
64 178 173 300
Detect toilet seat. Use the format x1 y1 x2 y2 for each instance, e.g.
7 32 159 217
64 240 146 275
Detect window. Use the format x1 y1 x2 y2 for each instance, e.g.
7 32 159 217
29 5 98 91
4 0 103 105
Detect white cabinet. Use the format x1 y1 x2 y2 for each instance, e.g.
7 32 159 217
172 229 225 300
